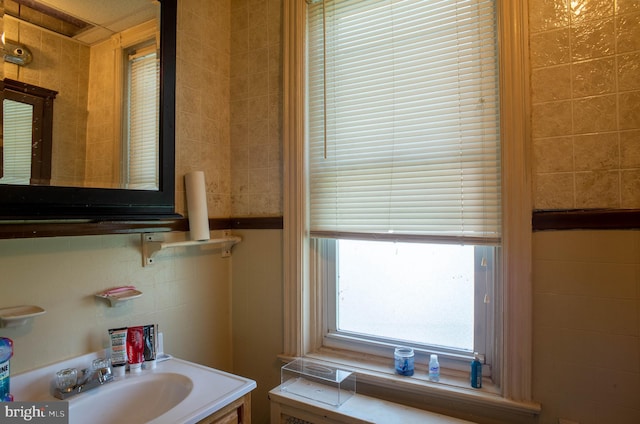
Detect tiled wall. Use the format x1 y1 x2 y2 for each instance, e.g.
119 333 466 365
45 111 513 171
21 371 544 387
0 232 235 375
533 230 640 423
84 39 117 188
530 0 640 209
530 3 640 423
0 0 236 377
174 0 232 217
229 0 282 217
3 17 89 187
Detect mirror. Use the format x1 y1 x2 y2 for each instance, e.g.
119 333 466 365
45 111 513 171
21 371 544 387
0 0 177 219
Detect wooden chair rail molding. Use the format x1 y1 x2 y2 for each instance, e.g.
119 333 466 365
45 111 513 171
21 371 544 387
0 210 637 239
0 217 284 239
532 209 640 231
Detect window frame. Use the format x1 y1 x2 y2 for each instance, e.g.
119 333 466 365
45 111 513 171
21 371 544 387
283 0 537 417
320 238 496 376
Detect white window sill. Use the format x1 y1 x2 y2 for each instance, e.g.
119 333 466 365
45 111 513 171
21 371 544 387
280 349 541 423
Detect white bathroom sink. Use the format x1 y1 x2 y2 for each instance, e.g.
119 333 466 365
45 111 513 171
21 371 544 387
68 372 192 424
12 352 256 424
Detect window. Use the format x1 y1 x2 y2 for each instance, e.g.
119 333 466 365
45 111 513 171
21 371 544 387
324 240 496 372
1 79 56 186
283 0 534 413
1 99 33 185
123 42 159 190
305 0 501 373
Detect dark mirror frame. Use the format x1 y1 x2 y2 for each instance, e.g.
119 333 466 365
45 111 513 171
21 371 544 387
0 0 178 220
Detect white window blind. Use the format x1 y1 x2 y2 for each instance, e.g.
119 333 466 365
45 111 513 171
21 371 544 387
1 99 33 185
308 0 501 244
127 45 159 190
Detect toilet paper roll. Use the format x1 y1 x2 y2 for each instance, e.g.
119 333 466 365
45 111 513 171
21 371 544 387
184 171 210 241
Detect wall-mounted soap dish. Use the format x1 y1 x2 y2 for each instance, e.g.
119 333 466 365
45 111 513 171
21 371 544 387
0 305 46 328
95 286 142 307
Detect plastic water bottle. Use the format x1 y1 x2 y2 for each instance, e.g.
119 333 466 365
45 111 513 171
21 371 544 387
0 337 14 401
471 354 482 388
428 354 440 382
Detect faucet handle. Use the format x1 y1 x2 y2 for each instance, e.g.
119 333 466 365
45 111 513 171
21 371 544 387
92 357 113 384
55 368 78 392
97 366 113 384
92 357 111 370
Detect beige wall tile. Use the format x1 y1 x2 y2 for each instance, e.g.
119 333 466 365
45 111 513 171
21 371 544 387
535 172 574 209
532 100 573 138
529 0 570 33
231 29 249 54
531 28 571 68
249 72 269 97
574 170 619 207
571 57 616 97
621 169 640 207
533 136 573 173
616 12 640 53
569 0 614 24
619 91 640 130
617 0 640 14
620 130 640 167
532 65 572 102
571 18 615 61
231 4 249 31
572 94 617 134
573 132 619 170
617 52 640 91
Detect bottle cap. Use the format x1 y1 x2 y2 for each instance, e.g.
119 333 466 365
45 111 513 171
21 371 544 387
430 354 438 361
112 365 126 377
395 347 414 357
143 359 157 370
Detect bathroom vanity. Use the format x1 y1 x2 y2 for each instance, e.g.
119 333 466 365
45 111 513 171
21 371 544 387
197 393 251 424
11 351 256 424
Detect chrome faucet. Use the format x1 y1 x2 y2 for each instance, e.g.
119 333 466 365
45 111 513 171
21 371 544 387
54 358 114 400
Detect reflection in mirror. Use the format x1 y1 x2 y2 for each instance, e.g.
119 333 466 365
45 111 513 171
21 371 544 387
0 0 177 220
1 0 160 190
1 78 56 185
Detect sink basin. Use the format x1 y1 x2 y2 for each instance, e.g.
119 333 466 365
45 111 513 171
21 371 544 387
68 372 192 424
12 352 256 424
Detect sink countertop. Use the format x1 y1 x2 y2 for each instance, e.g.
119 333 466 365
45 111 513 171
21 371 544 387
11 351 256 424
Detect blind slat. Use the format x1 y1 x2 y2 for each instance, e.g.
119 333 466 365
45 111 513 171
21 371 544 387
308 0 500 240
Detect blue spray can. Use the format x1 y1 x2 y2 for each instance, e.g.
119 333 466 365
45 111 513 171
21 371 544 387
0 337 13 401
470 353 482 388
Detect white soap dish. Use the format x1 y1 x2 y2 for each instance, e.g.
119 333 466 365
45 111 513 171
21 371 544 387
96 286 143 307
0 305 46 328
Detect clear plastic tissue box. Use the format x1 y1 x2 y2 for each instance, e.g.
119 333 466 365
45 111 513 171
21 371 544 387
280 358 356 406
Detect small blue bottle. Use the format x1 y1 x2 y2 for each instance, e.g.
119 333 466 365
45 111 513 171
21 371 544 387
0 337 13 401
470 353 482 388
